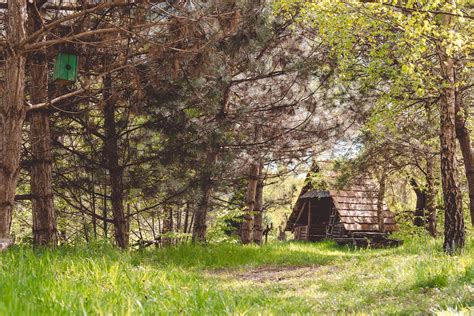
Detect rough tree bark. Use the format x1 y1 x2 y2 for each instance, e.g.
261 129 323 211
161 206 173 246
438 2 465 252
90 172 98 239
241 160 260 244
28 7 57 246
29 65 57 246
252 160 264 245
425 156 438 237
0 0 27 239
192 149 217 243
103 75 128 248
183 203 190 234
102 183 108 239
455 96 474 226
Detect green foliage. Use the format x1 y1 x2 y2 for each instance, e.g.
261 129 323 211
0 235 472 315
307 171 328 191
206 209 243 244
273 0 472 159
264 172 304 237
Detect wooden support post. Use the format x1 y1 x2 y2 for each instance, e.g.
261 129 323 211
293 201 307 240
307 200 311 240
294 201 307 226
377 173 387 234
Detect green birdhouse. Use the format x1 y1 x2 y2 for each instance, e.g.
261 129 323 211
53 53 78 82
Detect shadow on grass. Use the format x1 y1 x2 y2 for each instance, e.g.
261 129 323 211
1 239 412 271
4 235 470 272
133 240 350 270
0 238 472 315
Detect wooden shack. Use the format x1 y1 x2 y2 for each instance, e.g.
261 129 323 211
285 164 399 245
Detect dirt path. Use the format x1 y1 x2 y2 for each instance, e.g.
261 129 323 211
210 265 326 283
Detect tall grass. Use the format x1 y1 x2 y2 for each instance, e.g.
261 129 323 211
0 236 472 315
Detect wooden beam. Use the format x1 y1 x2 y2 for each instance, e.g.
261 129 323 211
294 200 307 227
307 199 311 240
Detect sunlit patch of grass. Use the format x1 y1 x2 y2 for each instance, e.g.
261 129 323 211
462 263 474 282
413 259 451 289
141 240 343 270
0 235 472 315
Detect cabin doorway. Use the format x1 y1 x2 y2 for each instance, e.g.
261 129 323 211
293 197 333 241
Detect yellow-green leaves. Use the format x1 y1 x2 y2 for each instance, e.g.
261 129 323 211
273 0 472 126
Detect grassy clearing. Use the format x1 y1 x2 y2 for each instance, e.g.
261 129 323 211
0 236 472 315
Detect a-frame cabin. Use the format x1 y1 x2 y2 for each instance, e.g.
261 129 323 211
285 163 399 245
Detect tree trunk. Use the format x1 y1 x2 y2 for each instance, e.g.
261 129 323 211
103 75 128 249
27 5 57 245
192 84 229 243
455 97 474 226
278 226 286 241
0 0 27 239
176 207 181 240
425 156 438 237
183 204 190 234
410 178 427 227
82 200 90 243
90 172 97 239
252 161 264 244
188 212 195 239
136 214 143 242
192 149 217 243
162 206 173 246
439 85 465 252
438 6 465 252
102 182 108 239
241 160 260 244
151 211 157 241
29 70 57 245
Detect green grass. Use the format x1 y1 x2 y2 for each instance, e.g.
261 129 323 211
0 236 472 315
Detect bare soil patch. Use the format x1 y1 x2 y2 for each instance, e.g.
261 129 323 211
211 265 323 283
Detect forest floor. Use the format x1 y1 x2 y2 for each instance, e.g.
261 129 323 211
0 235 472 315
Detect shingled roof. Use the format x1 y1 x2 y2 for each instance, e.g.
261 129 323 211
286 162 398 233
